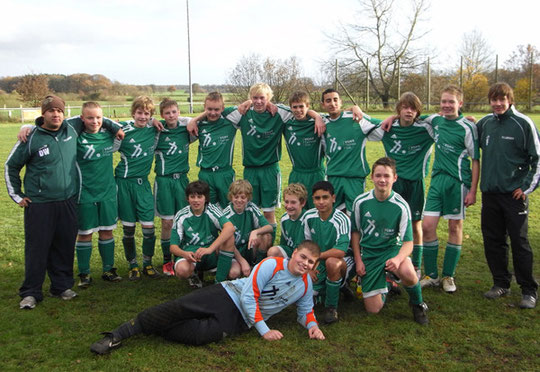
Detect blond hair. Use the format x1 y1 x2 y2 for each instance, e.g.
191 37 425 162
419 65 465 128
283 183 308 204
228 179 253 201
249 83 273 101
131 96 155 116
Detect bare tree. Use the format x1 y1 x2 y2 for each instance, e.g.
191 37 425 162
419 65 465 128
16 74 50 106
228 54 263 102
459 29 494 81
326 0 429 107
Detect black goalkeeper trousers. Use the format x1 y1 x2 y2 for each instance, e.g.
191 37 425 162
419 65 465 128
137 283 249 345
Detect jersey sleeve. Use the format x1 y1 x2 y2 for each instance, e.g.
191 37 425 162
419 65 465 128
333 212 351 252
276 104 293 123
64 116 85 134
206 203 229 230
225 108 242 128
295 275 318 330
464 121 480 160
359 117 379 138
523 119 540 194
170 215 184 246
4 139 31 204
239 258 279 335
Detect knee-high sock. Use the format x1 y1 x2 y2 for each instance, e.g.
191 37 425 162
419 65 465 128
142 227 156 265
122 225 137 268
412 244 423 269
442 243 462 277
405 282 423 305
76 241 92 275
98 238 115 272
423 239 439 278
215 250 234 283
325 278 342 308
161 239 171 264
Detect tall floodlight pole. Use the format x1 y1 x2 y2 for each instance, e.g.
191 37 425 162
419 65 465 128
186 0 193 113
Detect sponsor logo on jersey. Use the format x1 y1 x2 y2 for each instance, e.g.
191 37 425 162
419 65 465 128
38 145 50 157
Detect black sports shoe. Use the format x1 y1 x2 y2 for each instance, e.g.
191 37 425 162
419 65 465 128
90 332 122 355
411 302 429 325
77 274 92 289
340 283 356 302
102 268 122 282
323 307 339 324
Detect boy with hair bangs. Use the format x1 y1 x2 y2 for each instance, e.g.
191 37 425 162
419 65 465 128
477 82 539 308
303 180 353 324
195 92 238 208
351 157 429 325
419 85 480 293
320 89 380 213
154 98 193 276
267 183 308 259
170 180 239 285
370 92 435 278
223 180 272 274
90 240 324 354
115 96 160 281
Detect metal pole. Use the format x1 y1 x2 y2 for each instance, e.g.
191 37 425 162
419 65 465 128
426 58 431 111
334 60 338 91
529 53 533 111
366 59 370 109
459 56 463 90
397 58 401 100
495 54 499 83
186 0 193 113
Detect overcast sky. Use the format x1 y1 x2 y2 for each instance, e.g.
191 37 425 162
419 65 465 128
2 0 538 85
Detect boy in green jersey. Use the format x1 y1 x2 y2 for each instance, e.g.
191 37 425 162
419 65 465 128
195 92 238 208
267 183 308 259
303 181 353 324
75 102 123 287
371 92 435 278
170 181 239 284
284 92 325 210
351 157 428 325
223 180 272 274
419 86 480 293
321 89 379 213
154 98 192 276
114 96 160 281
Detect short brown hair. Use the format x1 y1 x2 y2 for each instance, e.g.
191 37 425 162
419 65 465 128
131 96 154 116
441 85 463 102
289 91 310 106
283 183 308 204
228 179 253 201
488 82 514 104
82 101 101 111
296 240 321 257
396 92 422 119
205 91 224 104
371 156 396 175
159 98 178 115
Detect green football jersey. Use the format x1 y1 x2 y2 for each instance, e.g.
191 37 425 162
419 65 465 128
223 201 269 249
196 112 238 171
423 114 479 188
278 210 307 255
154 118 191 176
303 208 350 253
323 112 378 177
171 203 229 252
225 105 291 167
76 130 116 204
114 121 158 178
351 190 413 253
284 117 324 171
371 119 435 180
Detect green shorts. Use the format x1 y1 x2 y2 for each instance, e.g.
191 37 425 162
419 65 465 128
174 250 218 271
244 163 281 211
154 173 189 219
198 167 235 208
116 177 155 226
77 197 118 235
361 246 400 298
289 167 325 210
327 176 365 212
424 173 467 220
393 177 425 221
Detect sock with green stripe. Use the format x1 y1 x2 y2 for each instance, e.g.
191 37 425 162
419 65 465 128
98 238 115 272
76 241 92 275
423 239 439 278
325 278 343 308
404 282 423 305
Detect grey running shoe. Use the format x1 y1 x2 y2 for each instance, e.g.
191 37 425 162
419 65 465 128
519 295 537 309
20 296 37 310
484 286 510 299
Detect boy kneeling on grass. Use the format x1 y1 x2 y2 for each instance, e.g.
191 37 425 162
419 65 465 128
90 240 325 354
351 157 428 325
170 180 241 287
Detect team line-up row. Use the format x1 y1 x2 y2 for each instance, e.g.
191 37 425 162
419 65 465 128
5 82 539 352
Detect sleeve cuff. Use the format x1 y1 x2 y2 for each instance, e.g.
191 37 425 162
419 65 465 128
254 321 270 336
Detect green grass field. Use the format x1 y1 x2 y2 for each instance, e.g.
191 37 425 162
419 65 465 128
0 113 539 371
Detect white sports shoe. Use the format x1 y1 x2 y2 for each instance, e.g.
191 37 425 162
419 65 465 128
52 289 78 300
20 296 37 309
420 276 440 288
441 276 457 293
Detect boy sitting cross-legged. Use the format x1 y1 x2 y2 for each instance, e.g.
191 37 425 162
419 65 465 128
223 180 272 276
267 183 308 259
351 157 428 325
170 180 239 287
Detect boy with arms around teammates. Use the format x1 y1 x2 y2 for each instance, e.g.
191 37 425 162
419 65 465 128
419 86 480 293
477 83 539 309
223 180 272 273
154 98 192 276
371 92 435 277
303 181 353 324
267 183 308 259
321 89 379 213
170 181 239 284
114 96 160 280
351 157 428 325
90 240 324 354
